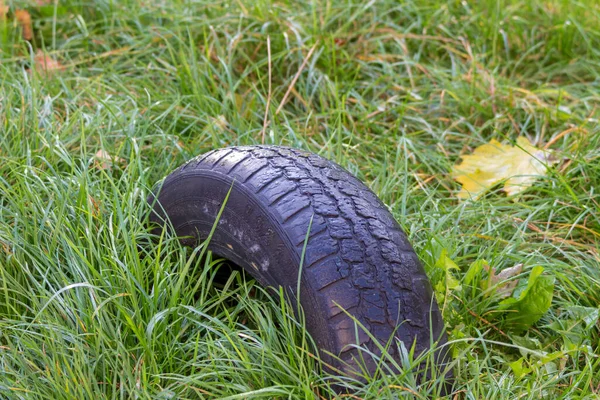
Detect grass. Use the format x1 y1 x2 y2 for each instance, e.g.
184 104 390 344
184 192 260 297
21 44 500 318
0 0 599 398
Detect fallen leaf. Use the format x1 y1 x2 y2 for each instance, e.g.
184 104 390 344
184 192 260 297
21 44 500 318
484 263 524 299
93 149 124 170
452 137 558 200
32 50 64 74
0 2 8 20
465 260 523 299
14 9 32 40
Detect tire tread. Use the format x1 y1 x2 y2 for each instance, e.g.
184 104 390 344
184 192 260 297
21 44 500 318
159 145 448 377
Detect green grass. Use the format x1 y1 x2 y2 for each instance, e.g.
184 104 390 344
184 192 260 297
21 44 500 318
1 0 599 398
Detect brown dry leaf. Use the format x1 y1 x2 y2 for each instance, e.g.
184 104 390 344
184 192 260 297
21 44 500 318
94 149 125 170
87 195 101 217
452 137 558 200
1 240 12 255
484 263 524 299
14 9 32 40
33 50 64 74
0 1 8 20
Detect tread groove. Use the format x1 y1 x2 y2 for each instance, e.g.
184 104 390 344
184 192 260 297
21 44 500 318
295 225 329 247
268 186 297 207
208 149 234 168
255 173 283 193
226 153 252 175
242 163 269 184
282 203 311 223
192 149 217 168
303 250 338 270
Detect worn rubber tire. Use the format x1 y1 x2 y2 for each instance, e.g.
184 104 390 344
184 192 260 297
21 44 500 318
148 145 450 383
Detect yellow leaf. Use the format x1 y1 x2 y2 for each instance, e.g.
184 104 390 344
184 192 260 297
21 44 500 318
452 137 556 200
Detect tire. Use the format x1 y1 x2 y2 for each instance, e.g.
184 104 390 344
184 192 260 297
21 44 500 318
148 145 451 384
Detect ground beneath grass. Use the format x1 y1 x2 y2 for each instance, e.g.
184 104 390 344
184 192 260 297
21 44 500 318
1 0 599 398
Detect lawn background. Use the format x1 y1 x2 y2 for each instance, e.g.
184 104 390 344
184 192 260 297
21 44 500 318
0 0 599 398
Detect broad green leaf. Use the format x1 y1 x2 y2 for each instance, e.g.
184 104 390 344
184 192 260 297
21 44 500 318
435 249 461 290
547 306 599 347
37 5 69 18
452 137 558 200
566 306 600 328
435 248 459 271
498 266 555 332
509 358 531 379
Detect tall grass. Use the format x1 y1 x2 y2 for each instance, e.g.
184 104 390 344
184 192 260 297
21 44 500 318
1 0 599 398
